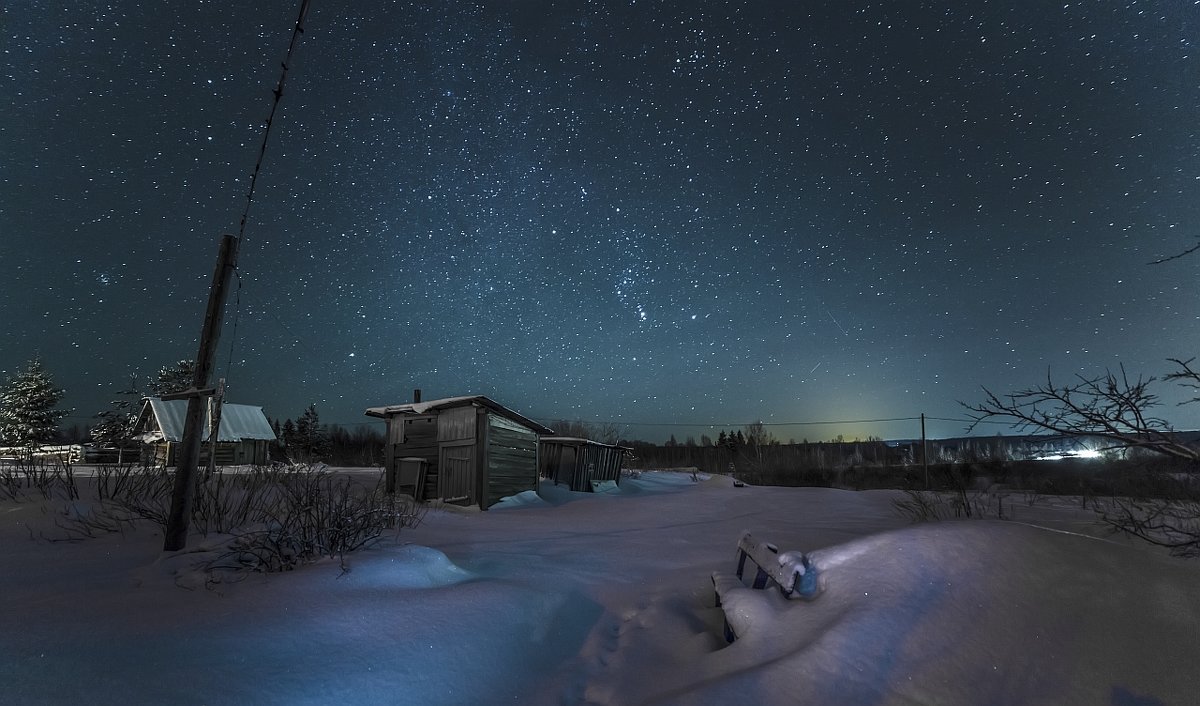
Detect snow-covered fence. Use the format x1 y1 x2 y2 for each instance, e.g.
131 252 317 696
0 444 84 463
711 531 820 642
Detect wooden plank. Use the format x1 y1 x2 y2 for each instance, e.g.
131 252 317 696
734 532 819 599
438 405 476 442
438 441 475 503
485 414 538 507
393 457 426 499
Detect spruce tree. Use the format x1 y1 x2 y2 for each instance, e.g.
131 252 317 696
148 360 196 397
294 404 330 462
90 374 142 447
0 359 68 452
281 418 297 450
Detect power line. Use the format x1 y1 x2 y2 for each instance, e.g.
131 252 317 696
236 0 312 245
219 0 312 399
532 415 925 428
924 415 1019 426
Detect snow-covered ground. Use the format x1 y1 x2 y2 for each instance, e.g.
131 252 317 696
2 470 1197 705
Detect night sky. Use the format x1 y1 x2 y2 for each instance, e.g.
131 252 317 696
4 1 1199 443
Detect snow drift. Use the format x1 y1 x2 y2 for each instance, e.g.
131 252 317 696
2 471 1197 705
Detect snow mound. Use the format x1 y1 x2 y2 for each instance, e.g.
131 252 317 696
343 544 474 589
616 470 709 494
492 489 551 509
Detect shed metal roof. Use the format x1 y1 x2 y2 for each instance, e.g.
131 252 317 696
137 398 277 443
364 395 555 435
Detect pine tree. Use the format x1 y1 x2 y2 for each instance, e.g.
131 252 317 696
0 359 68 452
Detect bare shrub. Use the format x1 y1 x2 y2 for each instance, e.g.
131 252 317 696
51 502 141 541
201 469 425 575
45 464 425 576
0 457 79 502
893 488 1009 523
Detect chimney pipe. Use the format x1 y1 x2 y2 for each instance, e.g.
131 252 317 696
413 388 422 403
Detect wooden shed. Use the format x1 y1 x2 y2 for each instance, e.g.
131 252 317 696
133 397 276 467
539 437 629 492
365 395 554 509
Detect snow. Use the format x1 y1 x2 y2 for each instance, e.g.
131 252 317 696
363 395 484 417
2 470 1198 705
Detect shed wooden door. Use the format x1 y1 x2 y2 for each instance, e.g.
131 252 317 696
438 442 475 503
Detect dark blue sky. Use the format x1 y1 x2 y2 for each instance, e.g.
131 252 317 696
3 1 1199 442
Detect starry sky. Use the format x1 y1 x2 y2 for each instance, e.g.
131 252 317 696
3 1 1200 443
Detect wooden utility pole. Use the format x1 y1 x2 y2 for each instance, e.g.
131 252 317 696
163 234 240 551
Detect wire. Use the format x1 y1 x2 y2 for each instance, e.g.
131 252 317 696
531 416 924 428
924 415 1018 426
237 0 312 244
219 0 313 396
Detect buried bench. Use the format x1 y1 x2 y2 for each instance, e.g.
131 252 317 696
711 531 821 642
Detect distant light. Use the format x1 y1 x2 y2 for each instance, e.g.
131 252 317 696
1035 449 1101 461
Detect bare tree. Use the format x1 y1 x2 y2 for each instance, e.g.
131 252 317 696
548 419 622 445
963 363 1200 461
964 361 1200 556
1100 495 1200 558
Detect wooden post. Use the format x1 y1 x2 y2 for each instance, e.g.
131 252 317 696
205 378 227 480
921 413 929 489
163 234 240 552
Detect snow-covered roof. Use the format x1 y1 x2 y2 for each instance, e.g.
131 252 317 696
540 436 630 450
136 397 276 443
364 395 554 435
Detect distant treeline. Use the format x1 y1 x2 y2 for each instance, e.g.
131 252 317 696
623 435 909 478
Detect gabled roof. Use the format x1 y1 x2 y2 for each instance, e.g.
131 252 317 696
364 395 555 435
135 397 277 443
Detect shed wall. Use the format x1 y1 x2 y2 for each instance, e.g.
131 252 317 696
387 416 439 501
484 413 538 508
540 440 625 492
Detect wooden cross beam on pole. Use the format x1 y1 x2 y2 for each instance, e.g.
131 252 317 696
163 234 239 552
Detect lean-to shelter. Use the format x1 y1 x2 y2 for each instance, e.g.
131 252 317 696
539 436 629 492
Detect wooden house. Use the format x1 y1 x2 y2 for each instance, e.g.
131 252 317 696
365 395 554 509
539 437 629 492
133 397 276 466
